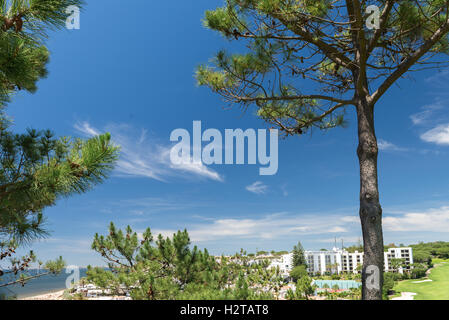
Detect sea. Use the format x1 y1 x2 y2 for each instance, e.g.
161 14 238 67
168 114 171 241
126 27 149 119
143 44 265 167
0 268 88 299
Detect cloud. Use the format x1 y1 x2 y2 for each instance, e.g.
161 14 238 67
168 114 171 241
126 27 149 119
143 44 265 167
411 71 449 149
104 197 209 220
340 216 359 223
146 205 449 245
410 101 445 126
152 213 357 243
74 121 223 182
281 184 288 197
246 181 268 194
420 124 449 145
74 121 101 136
145 205 449 245
384 206 449 232
168 157 223 182
411 110 434 126
408 99 449 148
42 238 92 254
378 139 407 152
425 68 449 86
329 226 348 233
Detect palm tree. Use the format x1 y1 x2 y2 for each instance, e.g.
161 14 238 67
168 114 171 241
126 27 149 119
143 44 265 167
390 258 405 273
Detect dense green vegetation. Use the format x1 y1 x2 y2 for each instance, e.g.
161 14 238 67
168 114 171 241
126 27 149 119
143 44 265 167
290 265 308 283
85 227 449 300
411 242 449 262
292 241 306 268
393 259 449 300
84 224 365 300
87 223 280 300
384 243 449 299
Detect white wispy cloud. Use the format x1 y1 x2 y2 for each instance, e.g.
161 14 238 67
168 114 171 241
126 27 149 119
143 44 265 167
152 213 357 242
74 121 223 182
103 197 210 220
42 238 93 254
281 184 288 197
420 124 449 145
246 181 268 194
425 68 449 86
168 156 223 182
146 206 449 245
74 121 101 136
409 72 449 147
378 139 407 152
384 206 449 232
410 101 445 126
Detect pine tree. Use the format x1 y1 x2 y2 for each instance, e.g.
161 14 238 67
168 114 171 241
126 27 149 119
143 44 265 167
286 274 315 300
88 223 279 300
0 247 65 290
290 265 307 282
0 0 100 242
0 126 119 242
235 272 250 300
292 241 306 267
295 275 316 300
0 0 85 103
0 1 120 290
197 0 449 299
88 223 218 300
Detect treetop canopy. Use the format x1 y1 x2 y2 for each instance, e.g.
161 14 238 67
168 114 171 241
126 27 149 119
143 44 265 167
197 0 449 135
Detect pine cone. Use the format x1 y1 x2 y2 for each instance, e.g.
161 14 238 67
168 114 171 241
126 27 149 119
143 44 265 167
14 16 23 32
2 17 14 31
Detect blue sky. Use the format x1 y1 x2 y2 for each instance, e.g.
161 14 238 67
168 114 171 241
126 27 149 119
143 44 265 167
9 0 449 266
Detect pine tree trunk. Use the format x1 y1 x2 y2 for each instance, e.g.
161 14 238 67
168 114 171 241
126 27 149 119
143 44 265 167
356 97 384 300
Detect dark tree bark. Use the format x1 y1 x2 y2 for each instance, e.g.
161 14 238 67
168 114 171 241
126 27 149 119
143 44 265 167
356 97 384 300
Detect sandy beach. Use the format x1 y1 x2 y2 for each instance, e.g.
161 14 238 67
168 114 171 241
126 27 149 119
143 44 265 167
20 289 66 300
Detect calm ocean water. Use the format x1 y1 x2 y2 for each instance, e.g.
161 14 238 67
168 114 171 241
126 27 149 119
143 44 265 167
0 268 87 299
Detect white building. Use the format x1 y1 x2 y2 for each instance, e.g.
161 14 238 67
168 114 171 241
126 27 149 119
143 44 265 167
269 247 413 276
339 249 364 274
305 247 346 275
384 247 413 273
268 253 293 275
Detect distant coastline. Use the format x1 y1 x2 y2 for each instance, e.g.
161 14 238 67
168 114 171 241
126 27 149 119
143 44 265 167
20 289 66 300
0 268 87 300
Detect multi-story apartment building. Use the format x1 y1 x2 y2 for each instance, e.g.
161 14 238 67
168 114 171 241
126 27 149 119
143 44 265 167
304 249 343 275
269 247 413 276
268 252 294 275
384 247 414 273
339 250 365 274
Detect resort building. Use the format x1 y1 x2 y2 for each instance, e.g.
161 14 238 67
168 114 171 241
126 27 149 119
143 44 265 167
339 250 364 274
268 252 294 275
305 248 344 275
269 247 413 276
384 247 414 273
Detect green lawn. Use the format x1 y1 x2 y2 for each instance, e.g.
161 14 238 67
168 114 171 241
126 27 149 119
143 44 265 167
393 260 449 300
